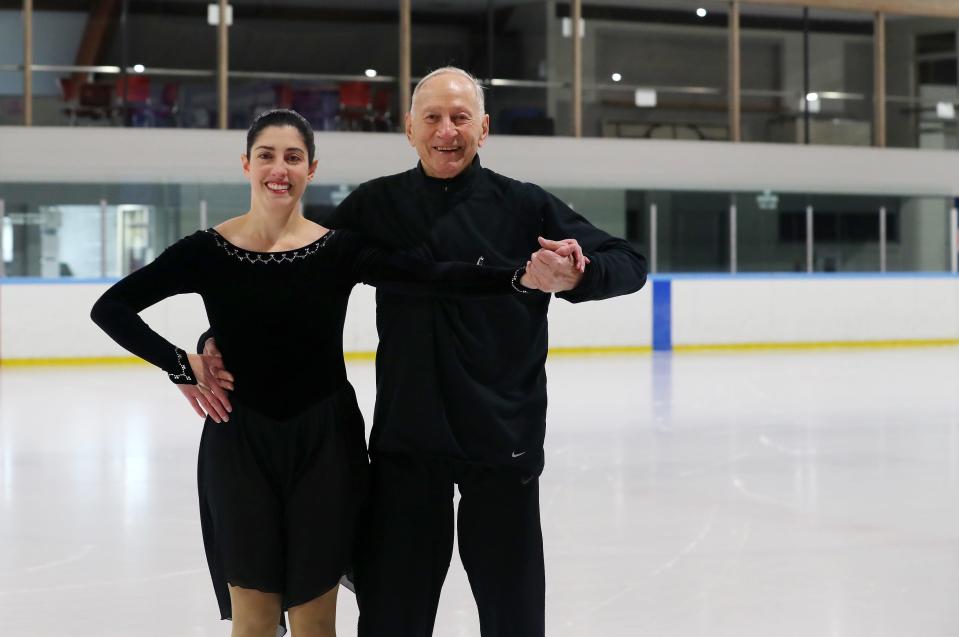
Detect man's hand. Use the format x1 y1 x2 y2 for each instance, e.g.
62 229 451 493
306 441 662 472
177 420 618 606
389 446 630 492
538 237 588 272
521 236 587 293
180 341 234 423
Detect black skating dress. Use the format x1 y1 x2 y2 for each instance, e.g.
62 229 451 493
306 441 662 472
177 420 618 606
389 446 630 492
90 227 531 630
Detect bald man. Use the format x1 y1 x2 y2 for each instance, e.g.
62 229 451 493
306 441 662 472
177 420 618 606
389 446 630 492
328 67 647 637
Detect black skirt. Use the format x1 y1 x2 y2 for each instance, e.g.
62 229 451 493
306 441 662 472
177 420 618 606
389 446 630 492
197 382 369 628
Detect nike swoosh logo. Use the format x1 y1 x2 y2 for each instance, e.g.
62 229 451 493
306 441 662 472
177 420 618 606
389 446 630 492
511 451 526 458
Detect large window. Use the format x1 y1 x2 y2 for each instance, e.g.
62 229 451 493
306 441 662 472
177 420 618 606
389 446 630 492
4 1 959 146
887 17 959 150
230 2 399 132
0 181 952 279
581 0 729 141
0 9 24 126
412 1 559 136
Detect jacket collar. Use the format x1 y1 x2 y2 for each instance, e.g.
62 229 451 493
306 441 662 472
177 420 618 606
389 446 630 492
413 154 481 195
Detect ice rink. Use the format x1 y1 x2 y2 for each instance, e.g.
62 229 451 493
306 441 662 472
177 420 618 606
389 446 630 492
2 348 958 636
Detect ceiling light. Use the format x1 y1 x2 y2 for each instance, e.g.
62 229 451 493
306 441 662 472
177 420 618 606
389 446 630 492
696 8 707 18
806 92 820 102
611 73 622 82
133 64 145 73
365 69 377 78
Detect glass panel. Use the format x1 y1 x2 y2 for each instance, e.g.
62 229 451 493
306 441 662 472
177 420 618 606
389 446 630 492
32 0 119 126
0 71 24 126
886 17 959 149
737 191 808 272
0 183 200 278
0 7 24 126
304 183 360 227
740 3 801 143
0 182 948 278
228 77 396 132
646 190 731 273
24 0 218 127
412 1 486 79
412 1 557 136
583 0 728 139
491 1 556 136
117 0 216 129
805 7 874 146
740 4 874 145
805 194 883 272
890 196 950 272
545 186 647 253
0 184 107 277
228 1 398 131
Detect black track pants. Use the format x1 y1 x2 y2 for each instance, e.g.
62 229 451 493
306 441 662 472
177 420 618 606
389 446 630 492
355 453 545 637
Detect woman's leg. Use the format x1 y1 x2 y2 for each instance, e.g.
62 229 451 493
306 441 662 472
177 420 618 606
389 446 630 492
229 584 282 637
288 586 338 637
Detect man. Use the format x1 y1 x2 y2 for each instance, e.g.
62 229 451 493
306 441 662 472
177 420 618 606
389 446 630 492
202 67 647 636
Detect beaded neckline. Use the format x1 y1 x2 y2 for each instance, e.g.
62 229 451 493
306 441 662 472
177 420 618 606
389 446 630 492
205 228 334 264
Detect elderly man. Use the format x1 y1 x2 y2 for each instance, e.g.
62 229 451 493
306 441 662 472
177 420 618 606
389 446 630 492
333 67 647 637
201 67 647 636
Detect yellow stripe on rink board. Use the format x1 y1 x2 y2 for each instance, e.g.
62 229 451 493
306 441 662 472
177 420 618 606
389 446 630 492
674 338 959 353
2 339 957 367
0 348 649 367
547 346 652 356
0 356 148 368
343 351 377 361
0 355 381 367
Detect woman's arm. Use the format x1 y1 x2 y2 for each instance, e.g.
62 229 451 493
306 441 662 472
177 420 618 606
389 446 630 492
90 234 201 383
336 230 543 297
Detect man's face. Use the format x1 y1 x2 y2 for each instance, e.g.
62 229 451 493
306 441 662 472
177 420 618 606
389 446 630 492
406 73 489 180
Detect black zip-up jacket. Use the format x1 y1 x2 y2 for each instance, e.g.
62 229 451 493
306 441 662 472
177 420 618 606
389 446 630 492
323 156 648 475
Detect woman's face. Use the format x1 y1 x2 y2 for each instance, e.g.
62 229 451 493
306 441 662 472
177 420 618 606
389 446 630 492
242 125 317 210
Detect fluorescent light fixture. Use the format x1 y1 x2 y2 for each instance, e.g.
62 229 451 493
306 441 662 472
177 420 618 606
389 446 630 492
937 102 956 120
561 17 585 38
634 88 657 108
133 64 145 73
611 73 622 82
207 3 233 26
696 8 707 18
799 95 822 114
365 69 378 78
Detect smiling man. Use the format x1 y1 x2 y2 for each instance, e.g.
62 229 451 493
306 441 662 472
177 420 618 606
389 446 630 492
326 67 648 637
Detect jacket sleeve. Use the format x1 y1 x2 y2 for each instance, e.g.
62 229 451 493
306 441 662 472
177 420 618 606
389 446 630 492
90 235 201 384
323 186 364 232
337 230 535 298
529 183 648 303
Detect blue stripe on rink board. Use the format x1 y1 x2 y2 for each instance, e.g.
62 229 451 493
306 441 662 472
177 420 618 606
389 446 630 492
652 279 672 351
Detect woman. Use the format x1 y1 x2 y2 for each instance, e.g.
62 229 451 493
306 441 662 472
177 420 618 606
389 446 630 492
90 109 581 637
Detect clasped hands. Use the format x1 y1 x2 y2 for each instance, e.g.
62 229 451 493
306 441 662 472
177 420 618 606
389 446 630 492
519 236 589 293
181 236 587 422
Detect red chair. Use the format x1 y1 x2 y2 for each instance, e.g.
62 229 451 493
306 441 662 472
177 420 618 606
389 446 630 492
372 88 394 131
273 83 295 109
337 82 372 131
157 82 181 127
116 75 151 103
58 77 79 102
115 75 154 126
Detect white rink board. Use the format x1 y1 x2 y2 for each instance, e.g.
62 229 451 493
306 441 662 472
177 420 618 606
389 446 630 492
670 276 959 346
0 281 653 359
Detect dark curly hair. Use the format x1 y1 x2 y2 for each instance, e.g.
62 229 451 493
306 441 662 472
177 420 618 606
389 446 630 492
246 109 315 164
